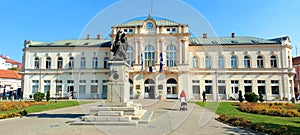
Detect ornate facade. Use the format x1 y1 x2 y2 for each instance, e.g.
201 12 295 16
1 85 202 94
21 16 295 101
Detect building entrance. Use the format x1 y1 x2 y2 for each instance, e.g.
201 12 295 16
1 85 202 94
166 78 178 99
144 79 155 99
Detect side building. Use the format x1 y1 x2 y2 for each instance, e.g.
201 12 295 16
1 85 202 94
21 16 295 101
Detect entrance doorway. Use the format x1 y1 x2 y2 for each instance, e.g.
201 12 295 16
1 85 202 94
166 78 178 99
144 79 155 99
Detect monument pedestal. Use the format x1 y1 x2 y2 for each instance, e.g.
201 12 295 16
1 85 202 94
71 61 152 126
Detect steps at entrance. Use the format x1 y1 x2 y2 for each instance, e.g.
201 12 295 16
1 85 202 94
97 111 124 116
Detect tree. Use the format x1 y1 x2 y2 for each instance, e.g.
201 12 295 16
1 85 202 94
33 92 45 102
259 92 264 103
238 90 244 102
244 92 258 102
46 91 50 101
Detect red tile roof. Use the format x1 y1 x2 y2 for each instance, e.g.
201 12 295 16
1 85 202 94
0 55 22 69
0 70 22 79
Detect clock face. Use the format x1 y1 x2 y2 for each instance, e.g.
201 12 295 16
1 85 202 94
146 22 153 30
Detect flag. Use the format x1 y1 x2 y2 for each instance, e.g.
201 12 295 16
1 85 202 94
141 53 144 71
148 59 153 72
159 52 164 72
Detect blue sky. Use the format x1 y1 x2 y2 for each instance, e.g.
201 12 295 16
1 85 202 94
0 0 299 62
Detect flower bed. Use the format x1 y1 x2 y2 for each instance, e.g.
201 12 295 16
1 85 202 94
0 101 48 112
216 114 287 134
234 102 300 117
0 101 47 119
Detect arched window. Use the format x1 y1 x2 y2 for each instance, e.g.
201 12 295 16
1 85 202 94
270 56 277 68
192 56 198 68
34 57 40 69
92 57 98 69
46 57 51 69
257 56 264 68
57 57 63 69
218 56 224 68
69 57 74 69
126 46 134 67
231 56 237 68
104 57 110 69
166 45 176 67
205 56 211 68
144 45 155 67
80 57 86 68
244 56 250 68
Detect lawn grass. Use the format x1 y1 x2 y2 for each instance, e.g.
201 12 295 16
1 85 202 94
0 100 96 114
196 102 300 134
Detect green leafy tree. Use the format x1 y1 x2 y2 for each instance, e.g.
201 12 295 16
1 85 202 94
46 91 50 101
33 92 45 102
238 90 244 102
244 92 258 102
258 92 264 103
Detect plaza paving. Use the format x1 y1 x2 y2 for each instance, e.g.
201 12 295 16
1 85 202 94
0 99 255 135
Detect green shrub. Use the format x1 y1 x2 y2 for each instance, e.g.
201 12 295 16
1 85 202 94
19 110 28 116
238 90 244 102
46 91 50 101
244 92 258 102
258 92 264 103
33 92 45 102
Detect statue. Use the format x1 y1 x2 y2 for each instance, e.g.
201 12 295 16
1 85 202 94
110 30 128 61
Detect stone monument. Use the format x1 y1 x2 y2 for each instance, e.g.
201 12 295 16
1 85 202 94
71 30 152 126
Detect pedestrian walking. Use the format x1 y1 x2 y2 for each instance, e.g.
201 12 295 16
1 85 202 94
202 91 206 102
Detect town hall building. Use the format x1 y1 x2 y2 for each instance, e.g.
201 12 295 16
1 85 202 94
21 16 295 101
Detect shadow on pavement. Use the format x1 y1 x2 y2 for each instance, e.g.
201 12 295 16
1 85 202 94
27 113 85 118
219 126 256 135
160 108 179 111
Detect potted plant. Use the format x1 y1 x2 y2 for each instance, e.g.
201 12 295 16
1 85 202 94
136 91 141 99
158 91 163 100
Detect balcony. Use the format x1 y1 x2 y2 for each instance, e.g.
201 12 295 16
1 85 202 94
164 67 178 72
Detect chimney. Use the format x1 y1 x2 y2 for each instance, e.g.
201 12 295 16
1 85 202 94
97 34 101 40
87 34 90 40
203 33 207 38
231 32 235 38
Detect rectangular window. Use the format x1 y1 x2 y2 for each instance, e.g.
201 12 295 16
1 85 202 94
218 80 226 94
67 80 74 93
192 80 200 94
129 29 133 33
79 80 86 94
91 80 98 93
257 80 265 94
56 80 62 97
192 86 200 94
244 80 252 93
91 85 98 93
231 80 238 93
205 80 212 94
32 80 39 94
44 80 51 94
102 80 108 99
271 80 279 94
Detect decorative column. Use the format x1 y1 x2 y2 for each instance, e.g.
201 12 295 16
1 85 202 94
156 39 160 65
134 40 139 65
179 39 183 64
